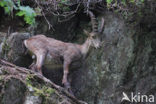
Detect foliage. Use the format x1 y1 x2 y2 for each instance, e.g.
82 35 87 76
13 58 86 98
16 6 36 25
0 0 36 25
0 0 15 14
106 0 113 4
60 0 69 4
106 0 144 5
105 0 145 20
0 0 146 26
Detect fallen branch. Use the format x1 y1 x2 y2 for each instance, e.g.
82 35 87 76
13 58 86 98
0 59 87 104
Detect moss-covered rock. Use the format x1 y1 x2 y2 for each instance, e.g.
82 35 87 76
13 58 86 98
0 60 87 104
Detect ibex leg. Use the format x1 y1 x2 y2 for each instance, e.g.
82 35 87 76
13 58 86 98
35 53 46 75
62 59 74 95
29 61 36 72
29 55 36 71
62 59 71 87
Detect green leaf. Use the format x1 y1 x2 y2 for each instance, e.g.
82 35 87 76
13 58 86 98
61 0 67 3
0 0 36 25
16 11 25 16
18 6 36 24
0 2 5 7
4 7 10 14
106 0 113 4
121 0 126 5
0 0 15 14
130 0 135 3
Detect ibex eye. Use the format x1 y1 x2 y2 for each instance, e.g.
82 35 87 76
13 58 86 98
93 36 96 38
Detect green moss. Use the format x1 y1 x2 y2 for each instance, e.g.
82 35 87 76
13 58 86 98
0 76 3 81
32 86 55 97
27 84 55 100
0 39 11 60
44 87 55 95
26 74 34 80
25 74 55 100
26 74 34 85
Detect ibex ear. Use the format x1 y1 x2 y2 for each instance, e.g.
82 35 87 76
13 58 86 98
83 29 90 36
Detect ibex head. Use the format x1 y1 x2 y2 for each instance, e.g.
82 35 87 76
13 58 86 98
83 29 101 49
84 11 105 49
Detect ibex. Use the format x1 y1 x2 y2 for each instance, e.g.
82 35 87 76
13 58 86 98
24 11 104 93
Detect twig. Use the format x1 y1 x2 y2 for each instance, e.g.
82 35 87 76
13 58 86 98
35 0 54 30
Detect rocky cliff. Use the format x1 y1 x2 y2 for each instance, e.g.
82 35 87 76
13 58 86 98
0 1 155 104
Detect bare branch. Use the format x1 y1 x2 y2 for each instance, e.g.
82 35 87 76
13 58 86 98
0 59 88 104
35 0 54 30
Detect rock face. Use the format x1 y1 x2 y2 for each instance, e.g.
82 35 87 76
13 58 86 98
0 3 155 104
71 12 135 103
0 32 32 67
0 32 6 43
35 16 78 42
0 32 6 57
70 11 156 104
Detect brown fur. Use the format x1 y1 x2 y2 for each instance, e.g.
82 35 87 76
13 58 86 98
24 11 104 94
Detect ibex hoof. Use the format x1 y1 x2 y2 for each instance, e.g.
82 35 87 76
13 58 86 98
36 69 43 75
67 88 74 97
63 82 74 96
29 65 43 75
63 82 70 88
29 64 36 71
